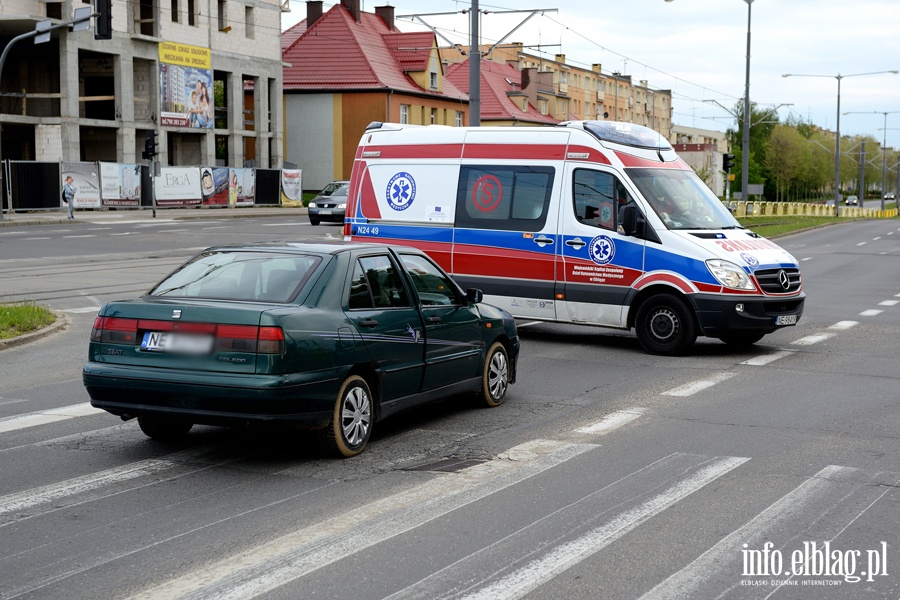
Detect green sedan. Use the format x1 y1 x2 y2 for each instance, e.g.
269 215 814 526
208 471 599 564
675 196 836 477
83 242 519 457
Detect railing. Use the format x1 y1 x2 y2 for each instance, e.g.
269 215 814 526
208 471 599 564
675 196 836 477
726 200 899 219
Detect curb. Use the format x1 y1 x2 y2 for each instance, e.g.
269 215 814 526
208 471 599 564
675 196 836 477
0 311 71 351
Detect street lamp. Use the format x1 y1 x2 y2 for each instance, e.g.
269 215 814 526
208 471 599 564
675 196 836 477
843 110 900 212
782 70 898 213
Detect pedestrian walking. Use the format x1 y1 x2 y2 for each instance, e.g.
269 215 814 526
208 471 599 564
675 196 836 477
62 176 76 219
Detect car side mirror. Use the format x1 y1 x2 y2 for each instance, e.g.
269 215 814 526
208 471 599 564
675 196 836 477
466 288 483 304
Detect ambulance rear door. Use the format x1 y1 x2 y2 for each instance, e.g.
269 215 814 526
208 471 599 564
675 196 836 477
557 163 646 327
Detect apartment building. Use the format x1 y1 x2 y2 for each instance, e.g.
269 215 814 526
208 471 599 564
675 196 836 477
0 0 283 171
671 124 729 197
441 43 672 139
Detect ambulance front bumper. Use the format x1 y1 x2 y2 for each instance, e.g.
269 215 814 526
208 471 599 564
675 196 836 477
691 292 805 336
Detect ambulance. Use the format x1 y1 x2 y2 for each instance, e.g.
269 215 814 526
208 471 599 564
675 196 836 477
343 120 805 355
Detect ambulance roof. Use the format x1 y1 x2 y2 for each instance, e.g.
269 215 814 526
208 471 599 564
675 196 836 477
564 121 673 152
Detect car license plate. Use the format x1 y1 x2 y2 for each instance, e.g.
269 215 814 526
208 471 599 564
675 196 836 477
775 315 797 326
141 331 214 354
318 209 332 215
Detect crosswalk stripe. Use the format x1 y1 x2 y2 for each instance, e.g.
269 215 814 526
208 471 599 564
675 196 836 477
662 372 735 396
741 350 796 366
575 407 646 434
0 403 105 434
126 439 598 600
638 465 900 599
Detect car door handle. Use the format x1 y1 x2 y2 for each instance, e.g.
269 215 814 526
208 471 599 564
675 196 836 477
533 235 554 246
357 318 378 328
566 238 586 249
426 315 442 324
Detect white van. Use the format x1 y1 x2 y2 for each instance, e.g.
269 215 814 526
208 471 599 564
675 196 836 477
343 121 804 355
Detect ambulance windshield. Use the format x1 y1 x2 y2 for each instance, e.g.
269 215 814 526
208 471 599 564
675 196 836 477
628 168 742 231
582 121 672 151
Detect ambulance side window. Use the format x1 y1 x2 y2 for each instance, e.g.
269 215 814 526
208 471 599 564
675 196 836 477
455 165 555 231
573 169 631 232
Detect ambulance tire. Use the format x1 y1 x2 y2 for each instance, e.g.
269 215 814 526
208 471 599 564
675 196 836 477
635 294 697 356
718 333 765 347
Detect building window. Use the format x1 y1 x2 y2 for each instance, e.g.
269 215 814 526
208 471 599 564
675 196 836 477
245 6 254 38
538 99 548 115
217 0 227 30
429 72 438 89
400 104 409 124
188 0 195 25
171 0 179 23
455 111 463 127
430 108 437 124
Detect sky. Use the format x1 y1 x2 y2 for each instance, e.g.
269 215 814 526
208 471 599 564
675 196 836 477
281 0 900 149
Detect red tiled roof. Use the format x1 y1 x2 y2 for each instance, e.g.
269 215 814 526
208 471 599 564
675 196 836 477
282 6 466 101
445 60 559 125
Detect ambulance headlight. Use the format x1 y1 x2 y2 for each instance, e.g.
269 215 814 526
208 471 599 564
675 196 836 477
706 259 755 290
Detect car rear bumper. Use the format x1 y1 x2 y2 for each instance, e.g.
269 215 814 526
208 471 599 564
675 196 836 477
690 293 805 336
83 362 340 428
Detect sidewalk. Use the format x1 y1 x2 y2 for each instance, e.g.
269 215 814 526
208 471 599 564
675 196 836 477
0 205 309 227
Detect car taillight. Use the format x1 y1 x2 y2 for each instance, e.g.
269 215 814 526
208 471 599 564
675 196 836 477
216 325 285 354
91 316 139 344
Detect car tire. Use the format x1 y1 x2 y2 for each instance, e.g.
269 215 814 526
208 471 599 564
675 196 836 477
322 374 372 458
480 341 510 407
137 415 193 440
309 218 320 226
718 333 765 347
634 294 697 355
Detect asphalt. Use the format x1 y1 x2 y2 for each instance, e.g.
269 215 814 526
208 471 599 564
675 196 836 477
0 205 310 227
0 205 312 349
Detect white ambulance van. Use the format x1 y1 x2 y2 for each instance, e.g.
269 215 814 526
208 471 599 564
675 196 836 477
343 120 805 355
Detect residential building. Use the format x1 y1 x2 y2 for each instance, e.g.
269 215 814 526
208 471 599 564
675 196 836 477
0 0 283 171
441 43 673 139
671 124 729 197
282 0 468 190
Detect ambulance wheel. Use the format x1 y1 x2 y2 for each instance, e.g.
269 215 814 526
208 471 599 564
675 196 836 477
635 294 697 356
321 374 372 458
137 415 193 440
719 333 765 347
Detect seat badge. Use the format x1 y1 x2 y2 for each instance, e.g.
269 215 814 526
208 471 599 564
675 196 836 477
172 309 182 319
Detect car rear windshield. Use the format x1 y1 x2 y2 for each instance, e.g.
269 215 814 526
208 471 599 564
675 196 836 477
149 251 322 303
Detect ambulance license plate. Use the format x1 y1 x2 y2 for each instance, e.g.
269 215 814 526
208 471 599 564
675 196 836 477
141 331 214 354
775 315 797 326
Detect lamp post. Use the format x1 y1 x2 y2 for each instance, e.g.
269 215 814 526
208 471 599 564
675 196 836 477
842 110 900 212
782 70 898 213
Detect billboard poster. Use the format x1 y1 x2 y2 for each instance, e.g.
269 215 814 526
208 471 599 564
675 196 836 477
158 41 213 129
201 167 230 206
281 169 303 206
229 168 256 206
60 162 102 209
156 167 202 207
99 162 142 207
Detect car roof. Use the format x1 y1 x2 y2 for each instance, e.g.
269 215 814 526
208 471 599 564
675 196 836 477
199 241 420 256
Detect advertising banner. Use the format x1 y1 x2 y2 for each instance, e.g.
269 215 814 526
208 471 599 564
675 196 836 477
158 41 214 129
60 162 102 209
201 167 230 206
99 162 142 207
156 167 202 207
281 169 303 206
229 168 256 206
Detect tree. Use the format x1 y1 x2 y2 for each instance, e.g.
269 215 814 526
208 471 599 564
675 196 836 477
765 125 805 201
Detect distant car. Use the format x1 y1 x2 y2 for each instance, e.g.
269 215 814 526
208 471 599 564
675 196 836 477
844 195 859 206
884 192 896 201
307 180 349 226
83 242 519 457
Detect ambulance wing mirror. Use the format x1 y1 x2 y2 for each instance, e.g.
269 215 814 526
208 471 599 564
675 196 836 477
619 204 640 236
466 288 484 304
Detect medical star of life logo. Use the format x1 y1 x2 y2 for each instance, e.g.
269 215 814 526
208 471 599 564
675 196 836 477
386 172 416 211
588 235 615 265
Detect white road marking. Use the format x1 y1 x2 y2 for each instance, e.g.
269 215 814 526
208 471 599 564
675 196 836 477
828 321 858 330
662 372 735 397
878 300 898 306
0 403 105 434
575 408 646 435
801 257 813 261
126 439 598 600
110 232 135 236
860 309 883 317
63 235 96 239
741 350 797 366
453 456 749 600
22 237 51 241
857 242 866 246
873 236 881 240
791 333 835 345
515 321 542 328
638 466 900 600
66 306 102 314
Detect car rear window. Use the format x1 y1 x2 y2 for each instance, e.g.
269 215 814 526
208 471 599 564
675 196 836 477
149 251 321 302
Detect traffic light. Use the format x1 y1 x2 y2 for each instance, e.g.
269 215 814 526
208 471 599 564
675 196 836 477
94 0 112 40
142 130 159 160
722 152 735 171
